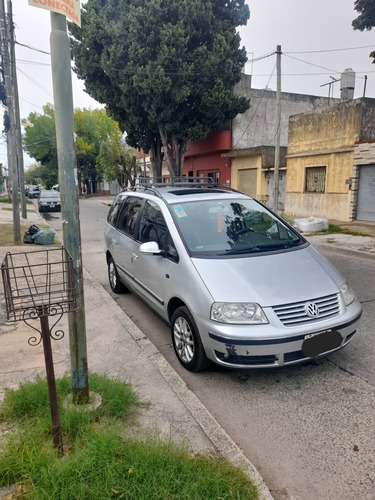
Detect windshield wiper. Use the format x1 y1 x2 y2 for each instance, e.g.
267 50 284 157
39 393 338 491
218 246 262 255
219 240 302 255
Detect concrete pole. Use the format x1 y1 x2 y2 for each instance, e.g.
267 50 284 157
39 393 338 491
50 12 89 403
273 45 281 214
0 0 20 243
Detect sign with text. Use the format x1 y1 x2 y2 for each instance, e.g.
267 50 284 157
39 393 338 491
28 0 81 27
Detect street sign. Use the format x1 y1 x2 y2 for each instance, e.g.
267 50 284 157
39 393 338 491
28 0 81 27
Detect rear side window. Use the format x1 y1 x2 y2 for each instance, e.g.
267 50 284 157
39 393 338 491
117 197 143 238
107 196 125 227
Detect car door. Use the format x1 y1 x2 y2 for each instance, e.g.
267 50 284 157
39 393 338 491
132 199 178 318
110 196 143 287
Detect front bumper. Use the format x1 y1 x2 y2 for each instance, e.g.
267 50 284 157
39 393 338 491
201 300 362 369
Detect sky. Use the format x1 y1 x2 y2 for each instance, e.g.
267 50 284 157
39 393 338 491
1 0 375 167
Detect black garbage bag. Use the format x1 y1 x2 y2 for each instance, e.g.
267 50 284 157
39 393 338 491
23 225 40 244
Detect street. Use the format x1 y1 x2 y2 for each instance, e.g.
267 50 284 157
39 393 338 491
44 197 375 500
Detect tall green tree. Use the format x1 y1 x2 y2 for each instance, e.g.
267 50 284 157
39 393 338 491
352 0 375 31
23 106 123 191
69 0 250 177
352 0 375 62
74 108 121 193
22 104 58 188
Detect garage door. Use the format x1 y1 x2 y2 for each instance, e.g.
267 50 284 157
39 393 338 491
238 169 257 198
356 165 375 221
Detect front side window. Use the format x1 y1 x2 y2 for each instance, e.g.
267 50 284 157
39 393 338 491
172 197 304 257
138 200 178 262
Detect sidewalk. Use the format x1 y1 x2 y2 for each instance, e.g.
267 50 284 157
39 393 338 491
0 203 273 500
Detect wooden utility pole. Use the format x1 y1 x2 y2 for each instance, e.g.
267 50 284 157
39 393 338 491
273 45 281 214
0 0 20 243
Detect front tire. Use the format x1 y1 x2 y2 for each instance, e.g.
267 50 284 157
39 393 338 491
171 306 210 372
107 255 127 294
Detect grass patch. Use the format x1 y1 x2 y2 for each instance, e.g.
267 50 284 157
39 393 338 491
0 374 257 500
0 223 57 246
1 207 35 213
0 197 33 204
307 224 371 237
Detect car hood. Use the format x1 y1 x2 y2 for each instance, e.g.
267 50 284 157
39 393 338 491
191 245 344 306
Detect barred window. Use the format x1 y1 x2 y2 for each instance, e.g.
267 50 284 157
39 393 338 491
305 167 326 193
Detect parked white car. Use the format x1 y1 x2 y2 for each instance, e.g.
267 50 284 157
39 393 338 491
104 180 362 372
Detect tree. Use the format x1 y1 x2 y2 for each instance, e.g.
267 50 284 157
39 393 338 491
74 108 121 194
22 104 58 188
23 106 122 191
69 0 250 177
352 0 375 62
97 132 139 189
352 0 375 31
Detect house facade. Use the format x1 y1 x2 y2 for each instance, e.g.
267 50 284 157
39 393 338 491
285 98 375 222
227 82 336 210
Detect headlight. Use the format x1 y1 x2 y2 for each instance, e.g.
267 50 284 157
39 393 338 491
211 302 268 324
340 283 355 306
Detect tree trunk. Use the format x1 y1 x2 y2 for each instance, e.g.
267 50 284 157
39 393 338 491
159 128 186 178
150 134 163 182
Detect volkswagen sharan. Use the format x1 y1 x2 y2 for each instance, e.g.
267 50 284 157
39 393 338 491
104 179 362 372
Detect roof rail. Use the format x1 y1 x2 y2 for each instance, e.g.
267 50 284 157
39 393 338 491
120 176 240 197
136 176 218 188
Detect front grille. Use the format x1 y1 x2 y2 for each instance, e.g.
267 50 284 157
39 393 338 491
272 293 340 327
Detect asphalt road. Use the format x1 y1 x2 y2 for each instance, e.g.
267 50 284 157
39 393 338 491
44 197 375 500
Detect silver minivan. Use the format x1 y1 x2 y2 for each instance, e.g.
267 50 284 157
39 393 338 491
104 181 362 372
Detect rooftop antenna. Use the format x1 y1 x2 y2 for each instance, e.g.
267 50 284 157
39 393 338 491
320 76 340 104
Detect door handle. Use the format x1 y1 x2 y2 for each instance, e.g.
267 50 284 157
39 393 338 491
132 252 138 261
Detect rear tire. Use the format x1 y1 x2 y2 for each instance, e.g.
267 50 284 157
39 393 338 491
171 306 211 372
107 255 127 294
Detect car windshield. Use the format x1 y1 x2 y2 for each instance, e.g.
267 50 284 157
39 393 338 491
41 191 59 198
171 198 304 257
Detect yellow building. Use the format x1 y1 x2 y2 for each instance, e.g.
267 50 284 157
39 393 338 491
285 98 375 222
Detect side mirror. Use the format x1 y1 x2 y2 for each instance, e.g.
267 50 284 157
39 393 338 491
139 241 162 255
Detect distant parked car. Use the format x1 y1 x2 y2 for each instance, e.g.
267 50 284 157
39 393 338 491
27 185 40 198
38 190 61 212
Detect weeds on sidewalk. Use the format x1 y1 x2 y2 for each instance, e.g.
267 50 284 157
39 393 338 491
0 374 258 500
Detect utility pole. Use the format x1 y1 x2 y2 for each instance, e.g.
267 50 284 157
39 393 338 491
273 45 281 213
0 0 20 243
50 12 89 403
7 0 26 218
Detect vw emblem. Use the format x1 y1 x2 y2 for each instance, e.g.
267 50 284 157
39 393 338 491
305 302 320 317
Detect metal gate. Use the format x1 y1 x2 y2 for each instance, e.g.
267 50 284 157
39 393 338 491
356 165 375 221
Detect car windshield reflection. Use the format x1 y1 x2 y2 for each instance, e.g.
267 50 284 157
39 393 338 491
172 198 303 256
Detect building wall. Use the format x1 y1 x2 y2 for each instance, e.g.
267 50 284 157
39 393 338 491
183 130 232 185
285 99 365 222
232 87 338 150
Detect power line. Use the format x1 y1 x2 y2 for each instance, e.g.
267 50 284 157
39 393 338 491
285 44 375 54
283 53 368 80
17 67 54 97
15 40 50 55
